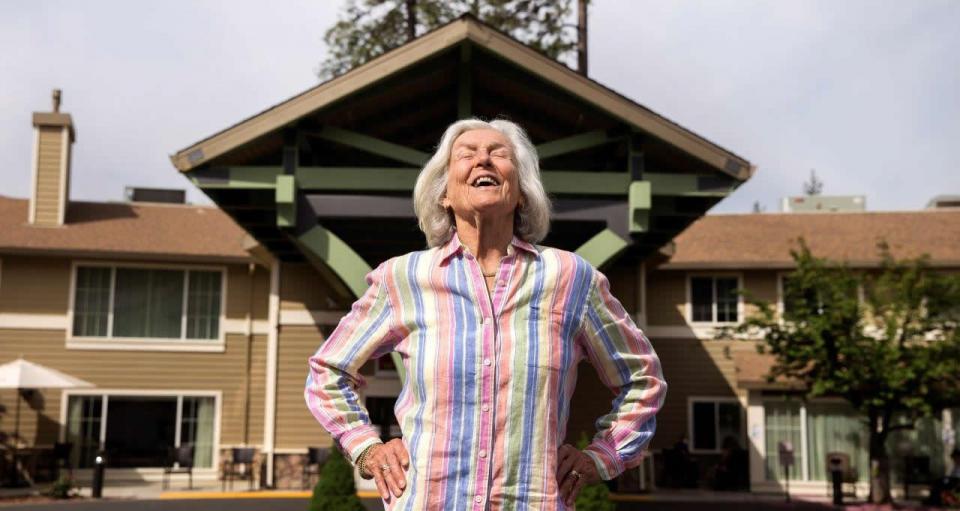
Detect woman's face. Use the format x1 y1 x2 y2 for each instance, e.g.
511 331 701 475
442 128 521 224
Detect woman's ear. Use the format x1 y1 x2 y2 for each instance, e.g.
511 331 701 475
440 196 450 209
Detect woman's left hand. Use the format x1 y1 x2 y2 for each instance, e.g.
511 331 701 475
556 443 602 506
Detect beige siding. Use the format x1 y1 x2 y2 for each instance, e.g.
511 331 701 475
275 325 332 450
643 338 754 449
646 270 687 325
33 127 65 225
743 270 779 319
0 256 70 314
0 329 266 447
280 262 348 312
225 264 271 323
0 255 270 449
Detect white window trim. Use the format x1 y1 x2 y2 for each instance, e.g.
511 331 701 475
66 261 227 352
58 388 222 472
686 273 744 326
687 396 744 454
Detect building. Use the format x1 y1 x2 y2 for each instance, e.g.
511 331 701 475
2 14 956 497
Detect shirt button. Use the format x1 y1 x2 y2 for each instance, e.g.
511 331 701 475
479 449 487 458
482 403 490 412
475 496 483 503
483 317 492 325
483 358 491 366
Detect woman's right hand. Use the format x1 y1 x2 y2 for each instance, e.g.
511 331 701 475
362 438 409 500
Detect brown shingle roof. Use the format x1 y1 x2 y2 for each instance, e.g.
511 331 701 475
0 196 251 262
662 210 960 269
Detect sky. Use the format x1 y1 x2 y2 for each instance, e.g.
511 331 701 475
1 0 958 214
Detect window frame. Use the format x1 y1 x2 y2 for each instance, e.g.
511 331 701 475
687 396 744 454
58 388 221 471
66 261 227 352
686 273 744 326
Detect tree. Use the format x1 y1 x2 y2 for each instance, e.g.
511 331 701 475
735 240 960 503
309 448 366 511
318 0 579 80
803 169 823 196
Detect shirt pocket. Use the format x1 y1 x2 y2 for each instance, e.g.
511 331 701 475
520 308 574 373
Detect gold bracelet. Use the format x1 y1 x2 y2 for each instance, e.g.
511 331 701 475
356 443 382 477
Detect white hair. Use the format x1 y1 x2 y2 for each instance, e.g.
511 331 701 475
413 119 551 248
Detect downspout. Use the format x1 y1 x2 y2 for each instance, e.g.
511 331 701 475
263 261 280 487
242 262 255 445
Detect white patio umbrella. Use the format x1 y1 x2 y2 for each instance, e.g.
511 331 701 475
0 358 94 485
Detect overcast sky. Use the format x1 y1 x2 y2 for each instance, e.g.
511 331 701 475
2 0 957 213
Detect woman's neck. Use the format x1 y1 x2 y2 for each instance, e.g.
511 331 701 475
455 213 514 270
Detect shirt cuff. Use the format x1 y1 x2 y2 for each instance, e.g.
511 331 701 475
583 439 626 481
340 425 383 464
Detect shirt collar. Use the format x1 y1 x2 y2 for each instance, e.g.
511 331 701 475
438 232 539 263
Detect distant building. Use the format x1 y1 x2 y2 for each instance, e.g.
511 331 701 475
781 195 866 213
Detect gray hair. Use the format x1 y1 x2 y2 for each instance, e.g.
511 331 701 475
413 119 551 248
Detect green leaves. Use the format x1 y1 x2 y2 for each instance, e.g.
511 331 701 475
740 237 960 423
318 0 579 80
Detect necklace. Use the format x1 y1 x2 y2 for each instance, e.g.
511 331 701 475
481 271 497 278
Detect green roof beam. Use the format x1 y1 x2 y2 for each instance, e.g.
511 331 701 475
312 126 429 167
575 228 631 270
296 224 406 382
190 166 738 198
536 130 621 160
628 181 651 233
275 175 297 227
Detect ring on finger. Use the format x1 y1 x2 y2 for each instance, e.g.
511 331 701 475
570 469 582 480
381 463 392 472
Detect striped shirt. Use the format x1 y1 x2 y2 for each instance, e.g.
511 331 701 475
305 235 666 510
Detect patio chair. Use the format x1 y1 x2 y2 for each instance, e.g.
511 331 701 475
222 447 257 491
824 452 858 497
301 447 330 489
162 445 195 490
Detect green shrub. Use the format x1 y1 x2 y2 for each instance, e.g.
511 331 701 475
309 448 366 511
46 475 75 499
575 432 616 511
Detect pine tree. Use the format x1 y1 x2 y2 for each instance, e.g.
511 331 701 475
319 0 579 80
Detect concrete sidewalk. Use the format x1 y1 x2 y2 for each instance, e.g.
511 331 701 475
0 484 941 510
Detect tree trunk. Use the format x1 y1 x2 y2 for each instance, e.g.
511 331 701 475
405 0 416 42
577 0 588 75
868 413 892 504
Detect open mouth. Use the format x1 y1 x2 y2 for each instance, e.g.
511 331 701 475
471 175 500 188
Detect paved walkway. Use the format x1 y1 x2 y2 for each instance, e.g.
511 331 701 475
0 484 942 510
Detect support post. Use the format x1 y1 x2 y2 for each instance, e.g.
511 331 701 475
458 43 472 119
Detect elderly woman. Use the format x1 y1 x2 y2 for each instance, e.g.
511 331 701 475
305 119 666 510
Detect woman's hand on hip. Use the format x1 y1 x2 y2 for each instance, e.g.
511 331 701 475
556 443 602 506
362 439 409 500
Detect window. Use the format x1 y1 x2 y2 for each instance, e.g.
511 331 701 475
689 276 740 323
65 392 217 469
762 397 948 484
689 399 742 452
71 265 223 341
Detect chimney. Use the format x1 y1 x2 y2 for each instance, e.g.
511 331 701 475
29 89 76 226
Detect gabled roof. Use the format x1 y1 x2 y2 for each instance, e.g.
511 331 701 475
171 15 752 178
662 209 960 269
0 196 251 263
